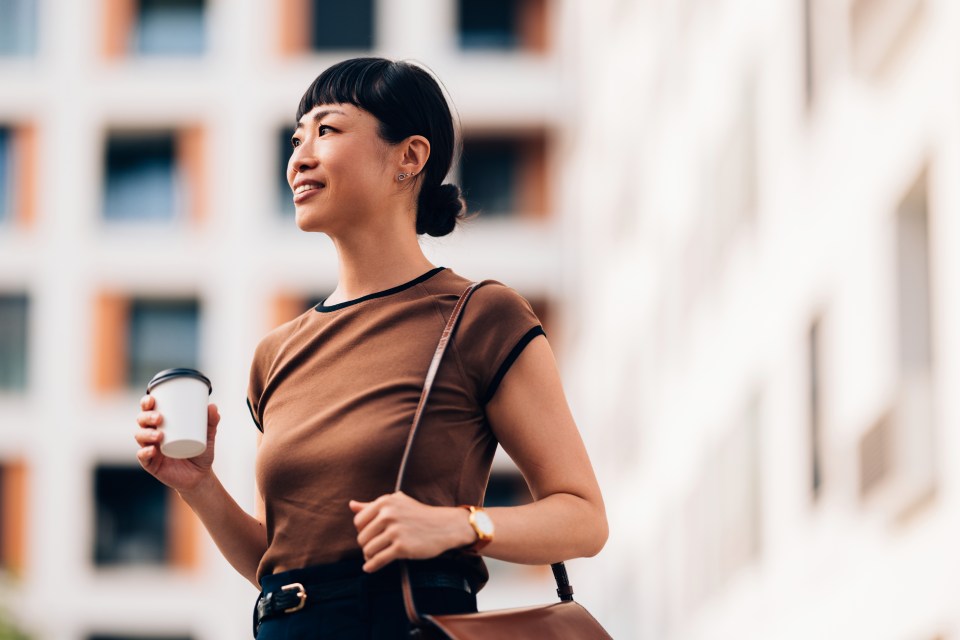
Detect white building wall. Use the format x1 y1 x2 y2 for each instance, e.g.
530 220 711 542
565 0 960 638
0 0 570 637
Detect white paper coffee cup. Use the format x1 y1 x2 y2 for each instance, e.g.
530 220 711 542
146 368 213 459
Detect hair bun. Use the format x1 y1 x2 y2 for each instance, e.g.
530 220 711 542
417 183 466 237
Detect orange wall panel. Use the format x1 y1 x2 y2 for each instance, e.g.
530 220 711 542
178 126 207 224
519 0 550 53
518 134 549 219
93 293 130 393
278 0 312 56
168 490 200 569
272 293 307 328
102 0 136 59
13 125 37 228
0 460 28 576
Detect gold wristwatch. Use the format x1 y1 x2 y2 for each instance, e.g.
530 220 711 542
459 505 495 552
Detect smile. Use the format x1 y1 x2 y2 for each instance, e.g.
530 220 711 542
293 183 324 203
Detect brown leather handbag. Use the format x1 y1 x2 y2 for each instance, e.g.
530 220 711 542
393 281 613 639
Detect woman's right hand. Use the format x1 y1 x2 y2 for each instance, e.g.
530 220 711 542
134 394 220 493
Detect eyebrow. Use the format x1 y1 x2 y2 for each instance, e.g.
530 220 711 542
294 108 346 131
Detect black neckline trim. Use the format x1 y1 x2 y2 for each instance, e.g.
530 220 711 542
315 267 446 313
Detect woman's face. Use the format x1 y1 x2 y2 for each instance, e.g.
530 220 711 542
287 103 393 234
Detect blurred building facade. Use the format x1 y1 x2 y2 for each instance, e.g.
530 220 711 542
566 0 960 638
0 0 570 637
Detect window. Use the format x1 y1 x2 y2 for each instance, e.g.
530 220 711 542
483 471 533 508
104 132 176 221
0 127 10 222
859 168 937 516
94 465 167 565
458 0 548 52
92 294 201 393
0 459 28 576
278 0 374 54
808 317 823 499
102 0 205 58
277 125 295 216
801 0 816 107
460 132 548 218
859 411 891 497
310 0 373 50
850 0 925 77
684 396 762 606
0 294 29 391
0 0 37 56
93 464 197 568
0 124 38 228
128 299 200 389
103 128 205 223
135 0 206 56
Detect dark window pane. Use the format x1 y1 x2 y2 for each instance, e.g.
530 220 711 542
127 299 200 388
136 0 206 56
94 465 168 566
0 0 37 56
278 125 295 216
483 471 532 508
0 127 10 221
0 294 28 391
311 0 374 50
460 139 519 216
459 0 517 49
104 133 177 221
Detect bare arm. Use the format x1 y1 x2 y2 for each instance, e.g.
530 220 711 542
136 398 268 588
480 334 608 564
349 335 608 571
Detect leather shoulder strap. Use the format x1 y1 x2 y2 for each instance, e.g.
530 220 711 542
396 280 574 628
394 280 488 493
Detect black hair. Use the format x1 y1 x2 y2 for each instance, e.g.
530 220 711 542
296 57 465 237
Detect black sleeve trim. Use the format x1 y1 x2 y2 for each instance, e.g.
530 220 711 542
247 397 263 433
482 326 546 404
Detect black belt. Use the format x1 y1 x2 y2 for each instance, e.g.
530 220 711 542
253 568 473 636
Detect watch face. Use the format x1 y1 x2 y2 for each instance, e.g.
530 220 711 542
474 510 495 537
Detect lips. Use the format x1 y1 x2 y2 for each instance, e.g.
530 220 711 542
292 180 324 203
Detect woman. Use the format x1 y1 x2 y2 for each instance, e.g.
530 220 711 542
134 57 607 639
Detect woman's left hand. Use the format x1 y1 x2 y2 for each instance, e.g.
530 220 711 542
349 491 475 572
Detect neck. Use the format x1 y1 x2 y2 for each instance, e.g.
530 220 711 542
325 221 436 306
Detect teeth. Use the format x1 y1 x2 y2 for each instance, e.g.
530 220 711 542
295 183 320 194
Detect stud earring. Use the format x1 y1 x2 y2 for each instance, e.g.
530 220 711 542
397 172 415 181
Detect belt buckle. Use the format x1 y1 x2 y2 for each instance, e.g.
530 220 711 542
281 582 307 613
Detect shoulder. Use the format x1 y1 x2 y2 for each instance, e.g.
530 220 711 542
425 269 535 315
251 311 310 366
470 280 535 316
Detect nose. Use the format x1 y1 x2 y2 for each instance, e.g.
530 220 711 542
288 143 318 182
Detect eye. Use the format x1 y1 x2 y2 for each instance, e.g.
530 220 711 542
318 124 333 136
290 136 301 149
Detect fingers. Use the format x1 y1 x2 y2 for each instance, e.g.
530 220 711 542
134 426 164 448
136 444 160 471
363 540 401 573
351 495 390 533
140 395 155 411
207 403 220 427
136 409 163 430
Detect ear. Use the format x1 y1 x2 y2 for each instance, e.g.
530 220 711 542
397 135 431 177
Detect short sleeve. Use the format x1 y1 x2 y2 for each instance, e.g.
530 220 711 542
454 282 545 404
246 337 273 432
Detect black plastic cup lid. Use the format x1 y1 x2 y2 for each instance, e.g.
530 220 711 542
146 368 212 394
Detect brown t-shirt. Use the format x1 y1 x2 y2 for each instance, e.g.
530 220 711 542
246 267 544 587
